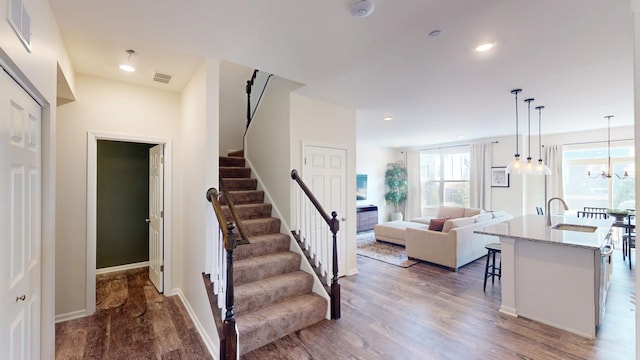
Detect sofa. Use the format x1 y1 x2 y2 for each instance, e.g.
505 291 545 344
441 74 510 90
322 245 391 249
373 206 512 271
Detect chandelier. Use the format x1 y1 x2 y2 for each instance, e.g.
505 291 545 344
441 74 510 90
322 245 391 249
587 115 628 179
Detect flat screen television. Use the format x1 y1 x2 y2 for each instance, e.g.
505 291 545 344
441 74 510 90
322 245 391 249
356 174 367 200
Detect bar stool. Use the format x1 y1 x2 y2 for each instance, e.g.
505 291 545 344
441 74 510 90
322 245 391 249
484 243 501 292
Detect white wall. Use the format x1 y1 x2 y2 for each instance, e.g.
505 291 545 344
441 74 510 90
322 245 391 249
0 0 73 357
356 144 397 223
290 93 358 276
55 75 181 315
219 61 253 155
490 135 524 216
178 59 220 355
245 76 302 224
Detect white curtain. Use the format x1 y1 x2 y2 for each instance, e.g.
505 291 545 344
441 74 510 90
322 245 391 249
545 144 564 214
470 143 491 210
405 150 422 220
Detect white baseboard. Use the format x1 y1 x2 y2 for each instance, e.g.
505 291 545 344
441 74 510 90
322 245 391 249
95 261 150 275
55 309 87 323
174 289 218 359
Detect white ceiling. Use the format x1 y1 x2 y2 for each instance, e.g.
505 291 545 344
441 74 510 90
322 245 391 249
49 0 635 148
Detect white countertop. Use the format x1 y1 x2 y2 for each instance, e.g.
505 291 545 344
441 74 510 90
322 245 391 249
475 214 613 249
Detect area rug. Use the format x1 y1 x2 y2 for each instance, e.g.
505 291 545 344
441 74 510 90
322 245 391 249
356 231 418 268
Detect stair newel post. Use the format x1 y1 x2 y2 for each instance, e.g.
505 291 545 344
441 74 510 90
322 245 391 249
330 211 341 319
223 222 238 359
245 79 252 129
245 69 257 129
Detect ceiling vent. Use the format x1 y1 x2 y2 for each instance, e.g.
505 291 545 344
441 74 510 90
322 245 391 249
153 72 172 84
8 0 31 51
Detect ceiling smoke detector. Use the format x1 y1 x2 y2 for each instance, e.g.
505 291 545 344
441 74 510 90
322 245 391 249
350 0 374 17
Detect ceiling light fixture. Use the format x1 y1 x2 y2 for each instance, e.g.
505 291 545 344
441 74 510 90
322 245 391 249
506 89 523 175
523 97 535 174
383 116 392 121
475 43 495 52
429 30 442 38
350 0 374 17
119 49 136 72
587 115 628 179
534 105 551 175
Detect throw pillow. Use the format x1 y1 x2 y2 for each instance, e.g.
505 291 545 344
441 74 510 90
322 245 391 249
428 217 449 231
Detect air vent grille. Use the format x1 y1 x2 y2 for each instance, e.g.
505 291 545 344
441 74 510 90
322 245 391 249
153 72 172 84
8 0 31 51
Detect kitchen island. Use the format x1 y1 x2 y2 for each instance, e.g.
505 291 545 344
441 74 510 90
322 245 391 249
476 214 613 338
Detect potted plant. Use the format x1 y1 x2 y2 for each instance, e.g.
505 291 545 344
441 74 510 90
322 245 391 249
384 160 408 221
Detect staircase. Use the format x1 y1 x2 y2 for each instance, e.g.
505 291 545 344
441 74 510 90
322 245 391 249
218 151 327 355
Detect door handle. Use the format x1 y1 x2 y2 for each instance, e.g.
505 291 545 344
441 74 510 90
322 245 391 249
145 218 151 223
16 294 25 302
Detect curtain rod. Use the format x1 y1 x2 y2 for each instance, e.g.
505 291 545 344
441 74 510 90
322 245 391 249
418 140 498 152
563 138 634 146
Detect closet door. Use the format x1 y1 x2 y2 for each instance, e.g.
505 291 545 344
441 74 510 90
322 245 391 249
0 69 42 360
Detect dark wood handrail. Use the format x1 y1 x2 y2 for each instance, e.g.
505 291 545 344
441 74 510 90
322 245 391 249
206 188 232 250
290 169 341 319
291 169 335 230
218 176 250 245
245 69 258 129
244 69 274 131
205 187 239 359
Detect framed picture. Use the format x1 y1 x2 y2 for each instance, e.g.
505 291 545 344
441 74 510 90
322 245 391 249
356 174 368 200
491 167 509 187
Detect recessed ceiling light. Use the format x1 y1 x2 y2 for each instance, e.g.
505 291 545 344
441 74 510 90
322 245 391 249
458 135 465 139
475 43 495 52
429 30 442 37
383 116 393 121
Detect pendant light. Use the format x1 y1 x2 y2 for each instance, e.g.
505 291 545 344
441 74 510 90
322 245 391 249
523 98 535 175
506 89 523 174
119 49 137 72
587 115 628 179
534 106 551 175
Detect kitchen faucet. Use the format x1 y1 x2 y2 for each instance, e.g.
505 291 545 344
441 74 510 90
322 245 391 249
547 197 569 226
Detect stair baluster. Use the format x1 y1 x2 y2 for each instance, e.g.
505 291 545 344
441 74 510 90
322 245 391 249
291 169 341 319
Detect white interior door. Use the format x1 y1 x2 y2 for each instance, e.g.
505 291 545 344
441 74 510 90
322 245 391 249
0 69 41 359
303 145 347 276
148 144 164 292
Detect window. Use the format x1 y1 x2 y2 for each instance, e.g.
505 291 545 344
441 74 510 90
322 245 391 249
563 142 635 211
420 147 470 211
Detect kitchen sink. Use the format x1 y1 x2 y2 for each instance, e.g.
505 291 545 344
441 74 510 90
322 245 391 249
551 223 598 233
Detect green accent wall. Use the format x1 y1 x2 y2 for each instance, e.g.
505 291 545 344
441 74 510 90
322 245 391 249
97 140 154 268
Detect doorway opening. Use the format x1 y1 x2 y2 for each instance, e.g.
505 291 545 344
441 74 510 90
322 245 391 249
86 132 173 316
96 140 153 273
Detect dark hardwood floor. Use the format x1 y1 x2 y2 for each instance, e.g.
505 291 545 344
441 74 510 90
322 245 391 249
243 248 636 360
55 267 212 360
55 249 635 360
